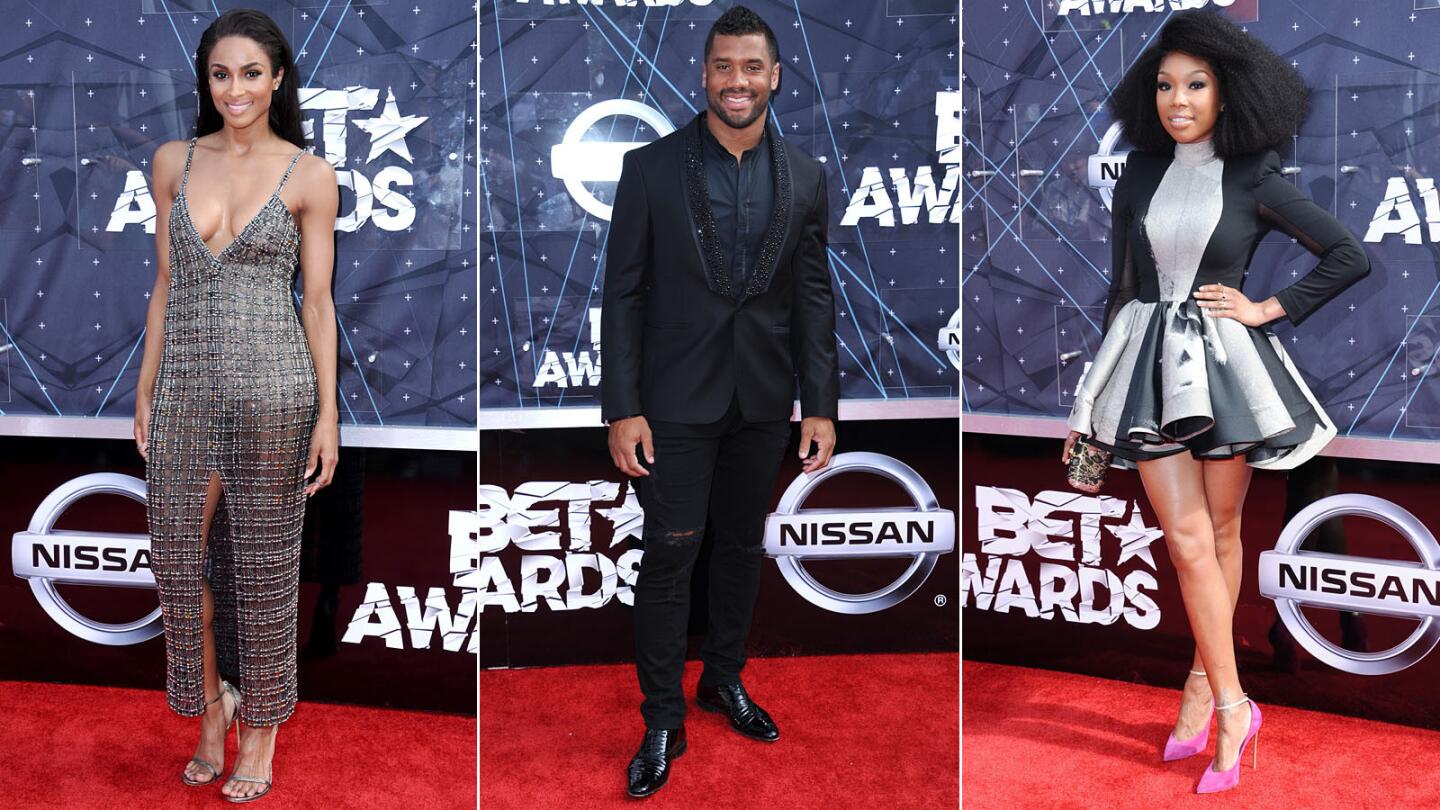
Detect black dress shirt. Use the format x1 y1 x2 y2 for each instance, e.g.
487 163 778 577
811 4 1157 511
701 117 774 296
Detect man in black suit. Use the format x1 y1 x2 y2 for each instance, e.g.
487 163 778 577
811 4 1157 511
600 5 839 799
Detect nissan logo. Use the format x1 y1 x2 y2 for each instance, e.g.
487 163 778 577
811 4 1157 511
764 452 956 614
1259 494 1440 675
10 473 162 646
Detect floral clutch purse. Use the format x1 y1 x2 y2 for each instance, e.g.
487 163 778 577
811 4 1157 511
1066 438 1112 494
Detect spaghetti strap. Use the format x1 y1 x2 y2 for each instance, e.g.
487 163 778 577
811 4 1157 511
275 149 305 195
180 138 197 193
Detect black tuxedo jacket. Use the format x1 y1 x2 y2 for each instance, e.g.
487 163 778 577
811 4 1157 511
600 114 839 425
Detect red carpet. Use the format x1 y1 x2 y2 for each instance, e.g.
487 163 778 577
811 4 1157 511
480 653 958 809
0 681 475 809
964 661 1440 807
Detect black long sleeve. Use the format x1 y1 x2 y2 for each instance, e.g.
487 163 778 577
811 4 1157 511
1102 154 1139 334
1252 150 1371 326
599 150 651 422
791 171 839 420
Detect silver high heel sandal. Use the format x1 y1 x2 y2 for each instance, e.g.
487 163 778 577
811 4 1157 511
225 726 275 803
224 767 273 804
181 680 241 786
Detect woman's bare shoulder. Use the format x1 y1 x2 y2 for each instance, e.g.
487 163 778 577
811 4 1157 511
291 151 338 205
154 139 193 168
151 140 192 194
293 150 337 183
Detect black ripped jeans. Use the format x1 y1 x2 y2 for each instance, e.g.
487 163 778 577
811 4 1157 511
631 396 790 730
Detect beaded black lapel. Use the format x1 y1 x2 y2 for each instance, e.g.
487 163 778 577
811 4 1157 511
680 114 793 303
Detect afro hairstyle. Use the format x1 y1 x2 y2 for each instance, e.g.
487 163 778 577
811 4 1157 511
1108 10 1309 160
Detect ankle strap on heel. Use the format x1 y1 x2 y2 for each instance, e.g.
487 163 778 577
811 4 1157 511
1188 669 1206 677
1215 695 1250 711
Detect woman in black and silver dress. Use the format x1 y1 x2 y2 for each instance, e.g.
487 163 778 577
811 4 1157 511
134 9 339 803
1060 12 1369 795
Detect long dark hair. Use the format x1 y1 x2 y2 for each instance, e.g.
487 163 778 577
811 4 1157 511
194 9 306 148
1108 10 1308 160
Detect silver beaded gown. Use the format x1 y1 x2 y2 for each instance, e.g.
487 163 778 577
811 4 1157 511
147 139 316 727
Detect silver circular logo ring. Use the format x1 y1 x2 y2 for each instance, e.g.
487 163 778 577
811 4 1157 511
769 452 954 615
11 473 162 646
939 308 962 372
550 99 675 221
1091 121 1127 212
1265 494 1440 675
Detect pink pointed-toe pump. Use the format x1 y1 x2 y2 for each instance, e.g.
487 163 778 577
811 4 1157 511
1163 669 1213 762
1195 696 1262 794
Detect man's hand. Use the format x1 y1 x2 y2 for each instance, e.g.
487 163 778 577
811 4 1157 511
798 416 836 473
608 416 654 478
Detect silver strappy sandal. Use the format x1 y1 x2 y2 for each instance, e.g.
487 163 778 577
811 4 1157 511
223 760 270 801
224 765 273 803
181 680 241 786
225 721 275 804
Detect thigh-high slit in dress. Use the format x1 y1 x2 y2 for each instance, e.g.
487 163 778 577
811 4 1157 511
147 139 317 727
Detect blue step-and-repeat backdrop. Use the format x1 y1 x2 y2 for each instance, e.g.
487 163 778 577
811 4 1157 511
480 0 961 426
964 0 1440 457
0 1 476 442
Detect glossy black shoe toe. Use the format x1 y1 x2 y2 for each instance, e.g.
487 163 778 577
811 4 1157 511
697 682 779 742
626 727 686 799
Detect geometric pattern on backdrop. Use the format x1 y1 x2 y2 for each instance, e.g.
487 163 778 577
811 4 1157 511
0 0 476 428
480 0 960 418
963 2 1440 444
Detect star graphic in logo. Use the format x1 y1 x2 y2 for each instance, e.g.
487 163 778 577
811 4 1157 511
1111 501 1164 569
351 87 427 164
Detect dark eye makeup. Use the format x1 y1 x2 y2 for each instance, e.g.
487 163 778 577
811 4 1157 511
1155 79 1209 92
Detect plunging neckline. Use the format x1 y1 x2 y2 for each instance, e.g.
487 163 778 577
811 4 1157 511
177 190 295 264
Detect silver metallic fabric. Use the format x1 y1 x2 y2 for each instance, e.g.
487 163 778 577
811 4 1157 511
1068 139 1337 470
146 139 317 727
1146 140 1225 299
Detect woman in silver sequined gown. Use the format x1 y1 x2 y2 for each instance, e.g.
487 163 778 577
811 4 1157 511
1060 13 1368 796
133 10 339 803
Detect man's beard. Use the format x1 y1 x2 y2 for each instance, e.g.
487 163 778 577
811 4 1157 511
707 90 769 130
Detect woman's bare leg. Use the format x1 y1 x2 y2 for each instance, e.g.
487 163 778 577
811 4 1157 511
183 472 234 785
1177 456 1251 737
1137 452 1252 770
224 724 278 799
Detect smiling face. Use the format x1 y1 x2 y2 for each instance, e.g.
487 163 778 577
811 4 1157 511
206 35 282 129
1155 50 1220 144
702 33 779 130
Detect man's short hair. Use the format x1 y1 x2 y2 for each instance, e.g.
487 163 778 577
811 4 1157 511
703 6 780 65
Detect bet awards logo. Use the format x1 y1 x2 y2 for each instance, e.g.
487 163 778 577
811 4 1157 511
551 99 676 221
475 480 645 612
764 453 956 614
1361 175 1440 245
840 92 961 227
965 487 1162 629
10 474 161 646
1057 0 1238 14
107 84 429 235
344 508 477 654
514 0 716 6
1260 494 1440 675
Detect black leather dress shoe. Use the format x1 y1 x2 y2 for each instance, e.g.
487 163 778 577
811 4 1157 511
626 727 686 798
696 682 779 742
